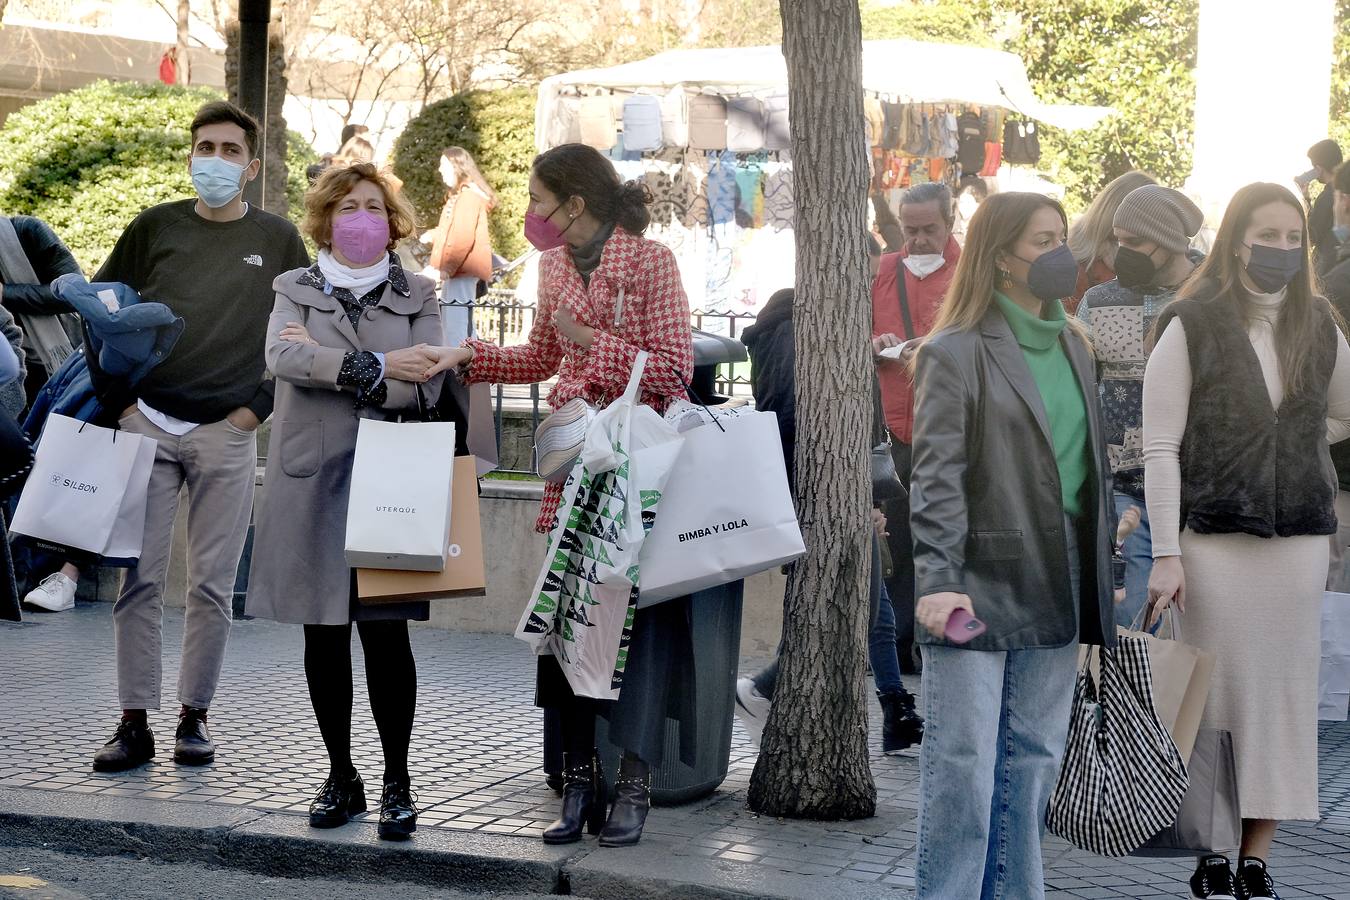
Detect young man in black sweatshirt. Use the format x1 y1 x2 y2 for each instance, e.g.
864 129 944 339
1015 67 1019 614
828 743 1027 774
90 100 309 772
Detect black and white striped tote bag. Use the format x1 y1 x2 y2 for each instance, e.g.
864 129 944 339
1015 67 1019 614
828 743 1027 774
1046 637 1190 857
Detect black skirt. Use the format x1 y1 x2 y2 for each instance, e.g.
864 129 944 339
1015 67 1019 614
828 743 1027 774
535 595 697 768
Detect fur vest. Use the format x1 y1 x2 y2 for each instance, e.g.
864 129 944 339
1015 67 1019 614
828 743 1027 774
1155 292 1337 538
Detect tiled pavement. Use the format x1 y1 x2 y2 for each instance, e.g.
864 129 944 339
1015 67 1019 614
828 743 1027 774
2 603 1349 898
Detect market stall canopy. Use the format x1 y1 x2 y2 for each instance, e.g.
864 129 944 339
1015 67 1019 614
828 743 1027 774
535 39 1113 151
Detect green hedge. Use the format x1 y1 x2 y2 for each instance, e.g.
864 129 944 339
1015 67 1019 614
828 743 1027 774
391 86 535 262
0 80 315 273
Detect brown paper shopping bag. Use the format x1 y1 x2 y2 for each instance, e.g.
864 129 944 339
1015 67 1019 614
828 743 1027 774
356 456 485 603
1120 608 1215 765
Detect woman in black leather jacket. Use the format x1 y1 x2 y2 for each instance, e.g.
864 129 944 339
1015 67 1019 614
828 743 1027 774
906 192 1115 899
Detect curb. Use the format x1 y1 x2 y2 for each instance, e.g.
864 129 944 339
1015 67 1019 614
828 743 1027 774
0 787 908 899
0 787 567 894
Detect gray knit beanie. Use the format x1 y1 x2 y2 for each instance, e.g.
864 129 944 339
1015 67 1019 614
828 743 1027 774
1112 186 1204 256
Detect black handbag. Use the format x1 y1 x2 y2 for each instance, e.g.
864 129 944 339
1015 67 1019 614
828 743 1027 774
871 375 904 502
871 257 914 503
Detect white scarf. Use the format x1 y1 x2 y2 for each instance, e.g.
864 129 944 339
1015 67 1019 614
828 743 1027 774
317 248 389 298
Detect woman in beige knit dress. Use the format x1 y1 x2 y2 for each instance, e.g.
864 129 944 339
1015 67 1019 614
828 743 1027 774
1143 182 1350 900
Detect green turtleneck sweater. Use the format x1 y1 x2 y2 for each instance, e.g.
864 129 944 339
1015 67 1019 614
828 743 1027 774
994 292 1090 517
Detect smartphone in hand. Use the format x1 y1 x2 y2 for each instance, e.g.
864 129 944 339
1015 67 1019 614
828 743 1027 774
945 608 987 644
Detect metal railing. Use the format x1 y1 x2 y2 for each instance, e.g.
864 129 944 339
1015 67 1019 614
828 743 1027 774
462 288 754 474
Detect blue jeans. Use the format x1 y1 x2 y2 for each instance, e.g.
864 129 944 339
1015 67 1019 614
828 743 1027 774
1112 492 1152 630
870 578 904 694
915 518 1081 900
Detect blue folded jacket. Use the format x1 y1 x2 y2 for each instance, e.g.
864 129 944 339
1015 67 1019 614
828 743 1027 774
50 273 184 385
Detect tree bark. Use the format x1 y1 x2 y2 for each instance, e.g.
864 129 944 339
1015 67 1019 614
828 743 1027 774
746 0 876 820
225 21 290 215
176 0 192 85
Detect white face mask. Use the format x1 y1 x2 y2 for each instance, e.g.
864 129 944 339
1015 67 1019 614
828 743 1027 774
902 253 946 280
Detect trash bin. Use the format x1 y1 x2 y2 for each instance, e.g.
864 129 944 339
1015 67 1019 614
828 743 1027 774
595 579 745 806
690 329 748 405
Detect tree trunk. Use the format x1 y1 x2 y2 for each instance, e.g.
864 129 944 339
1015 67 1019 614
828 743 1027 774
225 21 290 215
176 0 192 85
746 0 876 820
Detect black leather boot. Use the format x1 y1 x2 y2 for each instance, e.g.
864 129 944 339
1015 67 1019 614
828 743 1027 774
878 689 924 755
542 751 607 844
308 771 366 828
598 754 651 847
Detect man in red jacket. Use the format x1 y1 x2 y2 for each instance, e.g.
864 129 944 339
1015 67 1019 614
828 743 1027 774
871 181 960 671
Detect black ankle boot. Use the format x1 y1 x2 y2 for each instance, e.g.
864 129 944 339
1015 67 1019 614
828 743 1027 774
598 754 651 847
878 688 924 755
542 751 606 844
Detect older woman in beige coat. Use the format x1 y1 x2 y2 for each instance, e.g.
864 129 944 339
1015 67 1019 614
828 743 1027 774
245 163 442 842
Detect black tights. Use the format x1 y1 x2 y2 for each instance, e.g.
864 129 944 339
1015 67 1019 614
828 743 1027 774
303 620 416 785
558 696 645 768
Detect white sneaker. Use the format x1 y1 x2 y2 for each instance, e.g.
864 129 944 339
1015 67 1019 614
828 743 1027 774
734 676 771 748
23 573 77 612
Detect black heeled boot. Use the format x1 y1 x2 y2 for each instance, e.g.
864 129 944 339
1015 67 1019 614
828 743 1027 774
542 751 607 844
598 754 651 847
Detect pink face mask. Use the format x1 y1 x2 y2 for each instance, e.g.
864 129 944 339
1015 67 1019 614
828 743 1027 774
524 205 574 251
331 210 390 265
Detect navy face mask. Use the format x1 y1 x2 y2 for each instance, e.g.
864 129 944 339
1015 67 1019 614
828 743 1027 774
1243 242 1303 293
1015 243 1079 301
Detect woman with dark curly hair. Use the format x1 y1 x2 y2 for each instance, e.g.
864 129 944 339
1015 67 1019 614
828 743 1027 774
427 143 694 848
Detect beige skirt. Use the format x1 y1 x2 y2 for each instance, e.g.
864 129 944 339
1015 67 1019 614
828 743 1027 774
1179 530 1324 821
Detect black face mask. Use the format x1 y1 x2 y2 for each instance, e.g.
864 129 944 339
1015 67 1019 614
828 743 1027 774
1114 245 1168 290
1014 243 1079 302
1243 242 1303 293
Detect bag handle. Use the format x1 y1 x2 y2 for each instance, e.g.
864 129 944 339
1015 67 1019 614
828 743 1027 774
894 258 915 340
1129 599 1179 640
673 365 727 434
622 350 649 404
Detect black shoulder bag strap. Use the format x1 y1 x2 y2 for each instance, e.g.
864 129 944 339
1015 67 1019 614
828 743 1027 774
895 258 915 340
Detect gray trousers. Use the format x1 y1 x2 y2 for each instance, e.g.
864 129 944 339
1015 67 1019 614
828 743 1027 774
114 409 256 710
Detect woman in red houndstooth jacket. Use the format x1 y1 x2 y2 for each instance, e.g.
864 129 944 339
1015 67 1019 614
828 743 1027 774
427 143 694 849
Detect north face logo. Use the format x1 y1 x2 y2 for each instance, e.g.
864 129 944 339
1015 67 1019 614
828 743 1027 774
243 254 263 267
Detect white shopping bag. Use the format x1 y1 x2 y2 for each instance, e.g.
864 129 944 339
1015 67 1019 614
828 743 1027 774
638 410 804 605
344 418 456 571
1320 592 1350 721
515 351 685 699
101 433 157 561
11 414 152 556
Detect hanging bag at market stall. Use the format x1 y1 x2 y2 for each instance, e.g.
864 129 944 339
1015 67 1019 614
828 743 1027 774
726 97 766 153
638 407 803 604
763 95 790 151
1003 118 1041 165
515 352 685 700
622 94 664 152
688 93 728 151
660 87 689 147
579 92 617 151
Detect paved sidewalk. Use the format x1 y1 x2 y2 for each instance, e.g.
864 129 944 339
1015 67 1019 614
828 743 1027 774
1 604 1348 898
